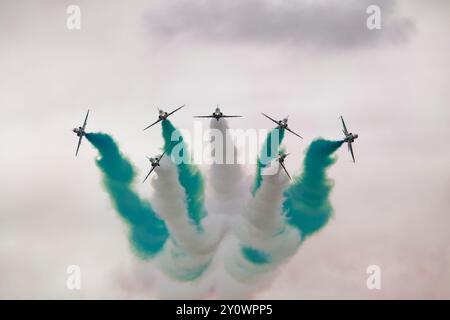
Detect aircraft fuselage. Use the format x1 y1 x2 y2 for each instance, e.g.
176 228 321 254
149 158 161 167
158 111 169 121
73 127 85 137
212 112 223 120
278 153 288 162
277 119 289 129
344 133 358 143
212 108 223 120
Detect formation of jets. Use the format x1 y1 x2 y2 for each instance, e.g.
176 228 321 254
73 106 359 181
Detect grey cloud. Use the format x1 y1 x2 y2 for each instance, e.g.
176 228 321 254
146 0 414 48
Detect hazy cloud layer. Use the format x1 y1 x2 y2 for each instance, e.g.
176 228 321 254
146 0 414 48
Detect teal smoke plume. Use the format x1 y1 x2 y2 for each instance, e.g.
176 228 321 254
161 120 207 229
251 128 285 196
86 133 168 258
242 246 271 265
283 139 343 238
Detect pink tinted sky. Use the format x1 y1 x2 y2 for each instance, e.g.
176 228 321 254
0 0 449 298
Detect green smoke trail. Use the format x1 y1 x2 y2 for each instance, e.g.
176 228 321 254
241 246 271 265
283 139 343 238
251 128 285 196
86 133 168 259
243 128 284 265
161 120 207 229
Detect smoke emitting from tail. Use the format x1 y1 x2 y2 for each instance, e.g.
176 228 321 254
283 139 344 238
150 156 225 282
207 118 247 214
86 133 168 258
161 120 207 229
251 128 285 196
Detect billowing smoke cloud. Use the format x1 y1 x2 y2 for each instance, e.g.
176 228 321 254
87 126 344 298
161 120 207 229
87 130 225 286
151 156 225 282
86 133 168 258
207 118 247 214
218 139 343 296
224 165 301 286
283 139 344 238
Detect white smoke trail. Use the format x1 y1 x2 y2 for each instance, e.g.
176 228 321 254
212 236 275 299
222 162 302 287
206 119 249 216
204 119 301 297
150 156 227 283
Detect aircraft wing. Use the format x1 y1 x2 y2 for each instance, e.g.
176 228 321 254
158 150 166 161
142 166 156 183
279 161 292 180
222 115 242 118
193 115 215 118
285 127 303 139
262 113 280 125
82 110 89 131
340 116 349 135
167 104 185 117
75 135 83 156
143 118 162 131
348 141 355 163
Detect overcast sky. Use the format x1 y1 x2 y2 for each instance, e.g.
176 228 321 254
0 0 449 299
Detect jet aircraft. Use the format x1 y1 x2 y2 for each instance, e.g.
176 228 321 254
73 110 90 156
143 105 185 131
143 151 166 183
262 113 303 139
194 106 242 121
340 115 358 163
